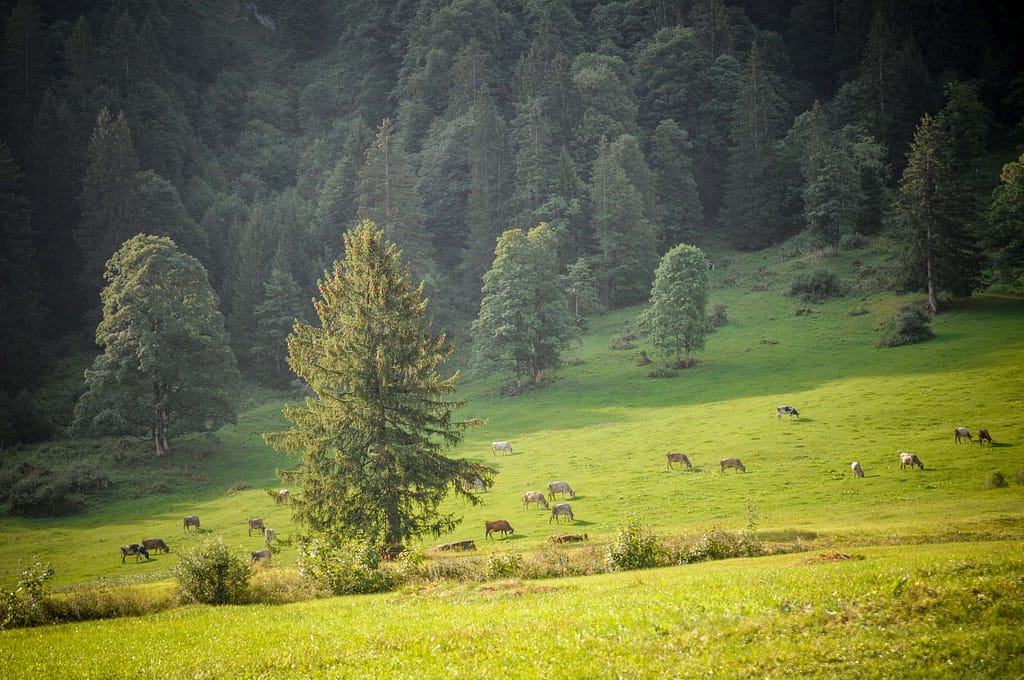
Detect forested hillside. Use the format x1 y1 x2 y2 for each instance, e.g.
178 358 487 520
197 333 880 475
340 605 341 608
1 0 1023 444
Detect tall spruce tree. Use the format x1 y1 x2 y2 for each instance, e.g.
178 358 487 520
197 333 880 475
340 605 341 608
265 221 492 549
896 114 981 313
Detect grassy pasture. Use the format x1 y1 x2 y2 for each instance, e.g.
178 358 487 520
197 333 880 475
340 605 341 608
1 541 1021 678
1 246 1023 589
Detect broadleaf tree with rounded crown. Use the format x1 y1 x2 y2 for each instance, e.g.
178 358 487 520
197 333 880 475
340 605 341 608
264 221 493 551
638 243 710 369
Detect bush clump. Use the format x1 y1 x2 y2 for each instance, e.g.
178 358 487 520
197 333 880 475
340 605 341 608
487 551 523 579
298 537 396 595
685 529 761 563
173 537 252 605
1 463 82 517
0 559 53 629
985 471 1008 490
606 520 662 571
875 304 934 348
788 269 843 303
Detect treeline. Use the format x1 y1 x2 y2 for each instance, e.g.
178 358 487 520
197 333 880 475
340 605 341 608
1 0 1023 443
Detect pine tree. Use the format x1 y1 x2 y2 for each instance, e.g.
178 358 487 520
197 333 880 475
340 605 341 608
649 119 704 249
590 138 658 306
896 114 982 313
73 234 238 456
252 255 304 386
357 118 437 287
265 221 492 549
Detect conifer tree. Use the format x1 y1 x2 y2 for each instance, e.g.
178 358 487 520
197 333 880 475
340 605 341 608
896 114 982 313
265 221 492 549
649 119 703 248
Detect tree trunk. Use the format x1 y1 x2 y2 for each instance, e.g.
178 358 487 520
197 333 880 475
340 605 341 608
925 223 939 314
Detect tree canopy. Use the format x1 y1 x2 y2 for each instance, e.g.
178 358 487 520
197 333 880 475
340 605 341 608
638 243 710 368
72 234 238 455
264 221 493 549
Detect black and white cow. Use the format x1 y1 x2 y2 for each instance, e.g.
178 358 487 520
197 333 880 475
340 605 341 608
121 544 150 563
776 406 800 419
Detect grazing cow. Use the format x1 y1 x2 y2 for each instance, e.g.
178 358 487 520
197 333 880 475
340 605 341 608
899 452 924 470
462 477 487 493
485 520 514 539
666 452 693 470
549 503 574 524
248 518 265 537
776 406 800 419
491 441 513 456
954 427 972 444
183 515 200 531
547 481 575 500
251 549 272 565
264 528 275 546
851 461 864 478
276 489 289 504
549 533 588 544
523 490 549 510
120 544 150 563
141 538 169 554
720 458 746 473
978 429 993 446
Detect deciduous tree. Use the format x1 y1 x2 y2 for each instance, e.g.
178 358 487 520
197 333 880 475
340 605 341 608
73 234 238 455
638 243 710 369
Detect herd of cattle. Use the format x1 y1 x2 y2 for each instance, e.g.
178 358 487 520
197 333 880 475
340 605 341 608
478 409 1000 545
119 489 289 566
119 413 1000 563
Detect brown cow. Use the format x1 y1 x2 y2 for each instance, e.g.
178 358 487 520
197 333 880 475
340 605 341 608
720 458 746 473
666 452 693 470
141 538 169 554
183 515 200 531
485 519 514 539
978 429 993 446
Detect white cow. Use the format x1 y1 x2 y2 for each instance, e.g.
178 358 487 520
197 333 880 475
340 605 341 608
522 490 549 510
549 503 574 524
491 441 513 456
851 461 864 478
547 481 575 500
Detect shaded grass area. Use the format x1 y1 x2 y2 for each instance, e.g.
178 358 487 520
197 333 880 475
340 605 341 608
1 541 1021 679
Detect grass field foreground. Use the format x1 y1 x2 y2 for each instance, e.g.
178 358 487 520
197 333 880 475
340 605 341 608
1 541 1021 678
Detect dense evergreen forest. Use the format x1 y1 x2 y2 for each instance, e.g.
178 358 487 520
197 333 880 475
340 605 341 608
1 0 1023 445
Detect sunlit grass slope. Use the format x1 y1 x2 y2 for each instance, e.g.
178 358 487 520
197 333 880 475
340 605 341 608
1 244 1022 590
1 541 1021 679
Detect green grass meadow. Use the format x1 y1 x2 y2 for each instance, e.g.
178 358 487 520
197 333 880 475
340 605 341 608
1 245 1023 676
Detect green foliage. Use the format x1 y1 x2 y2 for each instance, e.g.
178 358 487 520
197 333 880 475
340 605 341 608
472 223 574 387
875 304 934 348
0 462 82 517
172 536 252 605
987 152 1024 288
787 268 843 303
685 528 761 563
265 222 492 547
605 519 662 571
984 471 1008 490
298 537 396 596
486 550 523 579
72 234 238 456
638 243 709 368
0 559 52 630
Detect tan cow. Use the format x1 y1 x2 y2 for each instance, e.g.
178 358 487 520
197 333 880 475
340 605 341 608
485 519 514 539
522 490 549 510
666 452 693 470
720 458 746 473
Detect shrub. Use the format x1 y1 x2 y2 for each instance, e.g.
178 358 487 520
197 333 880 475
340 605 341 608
646 365 677 378
487 551 523 579
298 537 396 595
706 303 728 329
788 269 843 303
2 464 82 517
0 559 53 629
173 536 252 605
65 460 112 494
985 471 1008 490
1015 466 1024 486
685 529 761 563
610 332 636 350
605 519 662 571
875 304 934 348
